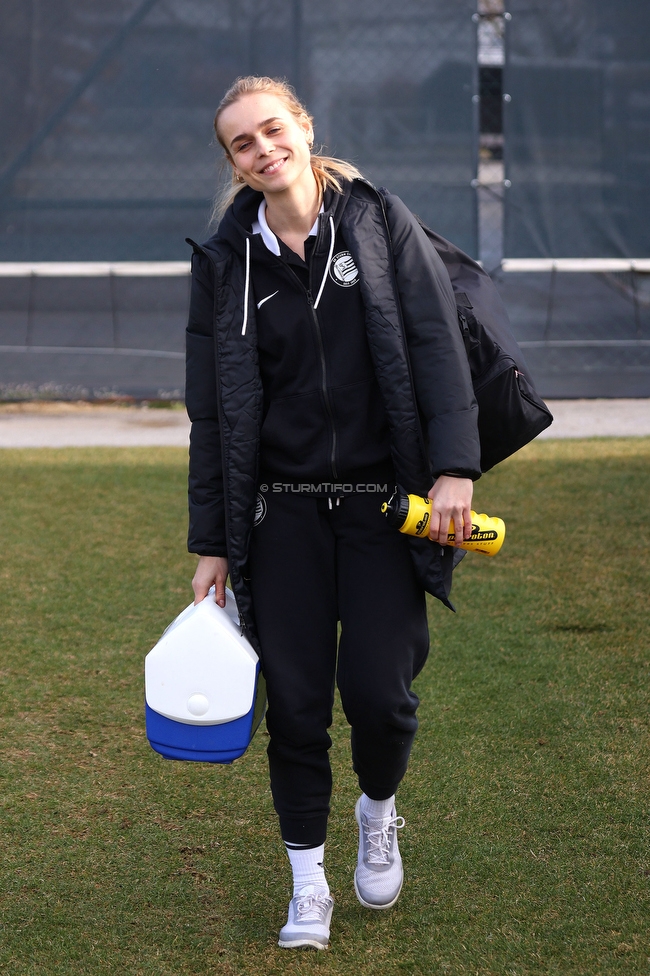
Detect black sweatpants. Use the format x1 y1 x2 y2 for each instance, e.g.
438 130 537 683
248 487 430 847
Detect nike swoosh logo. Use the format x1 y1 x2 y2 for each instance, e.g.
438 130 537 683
257 290 279 310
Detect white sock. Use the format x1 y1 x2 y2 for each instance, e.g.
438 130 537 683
285 843 328 897
360 793 396 822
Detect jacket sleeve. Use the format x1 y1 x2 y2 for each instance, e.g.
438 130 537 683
185 251 228 556
384 192 482 480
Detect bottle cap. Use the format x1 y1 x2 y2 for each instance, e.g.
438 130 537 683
381 491 410 529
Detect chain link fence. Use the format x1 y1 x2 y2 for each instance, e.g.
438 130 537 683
0 0 477 262
500 0 650 396
0 0 648 399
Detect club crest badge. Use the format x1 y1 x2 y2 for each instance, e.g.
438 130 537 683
329 251 359 287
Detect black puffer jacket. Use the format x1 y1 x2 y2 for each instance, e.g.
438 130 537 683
186 179 481 651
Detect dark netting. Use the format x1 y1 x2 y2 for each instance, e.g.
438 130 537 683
313 6 478 255
0 271 190 399
503 0 650 258
0 0 478 262
7 1 645 400
496 270 650 396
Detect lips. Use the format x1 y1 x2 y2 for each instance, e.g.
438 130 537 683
259 157 287 176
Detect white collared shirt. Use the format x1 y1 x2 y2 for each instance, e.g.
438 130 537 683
252 199 324 256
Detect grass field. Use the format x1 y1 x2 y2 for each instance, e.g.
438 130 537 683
0 439 648 975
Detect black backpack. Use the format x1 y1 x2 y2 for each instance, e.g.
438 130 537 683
412 217 553 472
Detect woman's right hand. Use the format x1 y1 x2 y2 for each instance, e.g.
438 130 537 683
192 555 229 607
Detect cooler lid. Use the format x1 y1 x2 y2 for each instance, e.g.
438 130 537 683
145 589 258 726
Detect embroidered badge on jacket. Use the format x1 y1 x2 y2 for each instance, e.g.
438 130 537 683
329 251 359 287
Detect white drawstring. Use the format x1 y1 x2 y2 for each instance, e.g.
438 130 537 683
241 237 251 335
313 215 336 310
245 211 332 332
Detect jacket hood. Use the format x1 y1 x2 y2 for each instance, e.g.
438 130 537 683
213 178 355 260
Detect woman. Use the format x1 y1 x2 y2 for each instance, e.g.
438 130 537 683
186 76 480 950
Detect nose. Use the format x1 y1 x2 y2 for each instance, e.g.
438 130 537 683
255 134 275 155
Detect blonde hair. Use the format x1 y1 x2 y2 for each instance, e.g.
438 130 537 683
210 75 362 224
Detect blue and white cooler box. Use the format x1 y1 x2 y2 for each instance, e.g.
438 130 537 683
145 587 266 763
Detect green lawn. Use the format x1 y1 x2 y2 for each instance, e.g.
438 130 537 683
0 439 648 975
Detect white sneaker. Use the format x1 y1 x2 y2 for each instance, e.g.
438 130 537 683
354 797 405 909
278 885 334 949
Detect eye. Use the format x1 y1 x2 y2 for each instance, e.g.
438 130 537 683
267 126 281 135
235 142 251 153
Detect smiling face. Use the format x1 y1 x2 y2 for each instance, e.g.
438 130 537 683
217 92 315 197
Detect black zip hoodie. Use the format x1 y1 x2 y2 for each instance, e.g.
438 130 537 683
216 185 392 484
186 177 483 619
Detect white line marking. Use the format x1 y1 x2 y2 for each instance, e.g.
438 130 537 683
502 258 650 273
0 262 191 277
0 346 183 359
519 340 650 348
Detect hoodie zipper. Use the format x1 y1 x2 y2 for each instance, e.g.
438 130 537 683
261 213 339 481
237 211 340 480
306 288 339 480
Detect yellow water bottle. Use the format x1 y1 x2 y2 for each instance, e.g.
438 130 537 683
381 491 506 556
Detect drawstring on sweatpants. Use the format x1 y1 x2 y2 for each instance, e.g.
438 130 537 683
327 497 342 510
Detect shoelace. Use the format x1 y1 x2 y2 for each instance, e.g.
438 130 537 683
295 890 331 921
364 815 405 865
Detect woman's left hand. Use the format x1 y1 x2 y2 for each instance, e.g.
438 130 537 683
427 475 473 546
